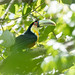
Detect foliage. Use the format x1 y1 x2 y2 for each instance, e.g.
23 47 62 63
0 0 75 75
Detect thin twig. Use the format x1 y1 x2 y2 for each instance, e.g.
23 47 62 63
32 2 45 12
0 0 15 31
34 11 45 18
31 14 38 20
0 23 4 31
0 1 45 31
1 0 15 19
0 54 5 59
21 2 45 19
53 31 57 40
59 0 60 3
0 2 45 21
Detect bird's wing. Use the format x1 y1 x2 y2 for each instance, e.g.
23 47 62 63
10 34 37 51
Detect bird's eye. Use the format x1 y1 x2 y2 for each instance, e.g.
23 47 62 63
34 22 37 25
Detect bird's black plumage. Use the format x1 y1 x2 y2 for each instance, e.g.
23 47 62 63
10 20 39 52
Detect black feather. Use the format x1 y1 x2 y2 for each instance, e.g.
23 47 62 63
10 21 39 52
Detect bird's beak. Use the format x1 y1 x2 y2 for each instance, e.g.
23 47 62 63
39 20 56 27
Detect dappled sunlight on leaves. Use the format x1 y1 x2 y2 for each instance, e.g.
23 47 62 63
0 0 75 75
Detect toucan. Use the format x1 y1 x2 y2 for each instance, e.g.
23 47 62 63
10 20 55 52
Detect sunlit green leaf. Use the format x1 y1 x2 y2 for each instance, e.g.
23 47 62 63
65 65 75 75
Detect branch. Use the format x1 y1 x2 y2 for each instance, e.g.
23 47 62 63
32 10 45 18
1 0 15 19
32 2 45 12
0 0 10 5
0 2 45 21
0 54 5 59
59 0 60 3
22 2 45 20
53 31 58 40
0 0 32 5
0 0 15 31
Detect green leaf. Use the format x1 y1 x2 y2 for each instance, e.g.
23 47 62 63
62 0 72 4
41 56 57 72
9 4 15 13
39 26 55 42
0 30 15 48
72 0 75 3
0 49 45 75
22 3 31 19
65 65 75 75
71 12 75 22
63 25 74 36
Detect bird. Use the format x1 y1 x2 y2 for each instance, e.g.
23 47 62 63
10 20 55 52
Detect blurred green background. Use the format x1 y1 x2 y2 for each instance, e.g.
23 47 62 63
0 0 75 75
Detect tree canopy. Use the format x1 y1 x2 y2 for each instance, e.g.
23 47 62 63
0 0 75 75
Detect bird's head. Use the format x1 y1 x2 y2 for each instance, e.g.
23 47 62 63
27 20 56 40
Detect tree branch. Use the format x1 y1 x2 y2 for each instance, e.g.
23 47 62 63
0 54 5 59
0 0 33 5
0 2 45 21
1 0 15 19
0 0 10 5
32 2 45 12
32 10 45 18
53 31 57 40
